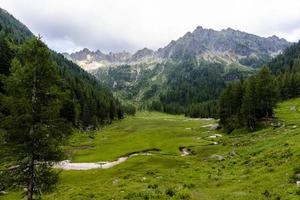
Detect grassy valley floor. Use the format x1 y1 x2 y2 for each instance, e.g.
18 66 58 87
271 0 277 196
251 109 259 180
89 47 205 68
3 99 300 199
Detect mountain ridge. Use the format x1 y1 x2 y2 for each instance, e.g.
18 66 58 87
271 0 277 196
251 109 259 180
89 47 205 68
64 26 291 71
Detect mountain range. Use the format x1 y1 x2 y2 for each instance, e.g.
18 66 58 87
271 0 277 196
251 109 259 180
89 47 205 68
63 26 292 110
64 26 290 71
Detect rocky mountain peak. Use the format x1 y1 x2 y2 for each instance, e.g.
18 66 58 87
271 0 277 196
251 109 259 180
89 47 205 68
64 26 292 71
132 48 154 60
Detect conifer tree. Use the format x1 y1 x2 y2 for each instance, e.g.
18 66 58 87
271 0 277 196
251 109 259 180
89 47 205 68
0 37 71 200
255 66 278 118
241 77 258 130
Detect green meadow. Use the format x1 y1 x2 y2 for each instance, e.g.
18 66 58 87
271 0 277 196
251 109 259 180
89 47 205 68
3 99 300 199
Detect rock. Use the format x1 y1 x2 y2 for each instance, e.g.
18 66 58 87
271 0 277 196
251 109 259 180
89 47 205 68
229 150 237 157
292 125 297 129
290 106 297 111
209 134 222 138
209 135 217 138
297 181 300 187
210 124 219 130
0 191 7 195
112 179 119 185
209 154 225 161
180 147 191 156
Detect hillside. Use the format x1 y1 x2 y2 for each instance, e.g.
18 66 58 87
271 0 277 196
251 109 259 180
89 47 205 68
0 8 124 126
64 27 291 112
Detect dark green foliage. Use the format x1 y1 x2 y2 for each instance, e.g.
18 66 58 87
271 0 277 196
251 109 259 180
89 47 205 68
122 104 136 116
219 66 278 132
274 59 300 100
0 36 14 93
268 41 300 101
269 41 300 75
60 99 77 125
240 76 258 131
186 100 219 118
0 8 124 127
239 54 271 68
148 100 164 112
220 41 300 132
219 81 243 132
253 66 278 118
0 35 13 76
0 8 32 44
160 60 225 106
0 38 71 199
52 52 123 126
147 59 227 115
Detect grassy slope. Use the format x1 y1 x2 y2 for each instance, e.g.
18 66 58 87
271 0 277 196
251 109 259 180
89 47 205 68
3 99 300 199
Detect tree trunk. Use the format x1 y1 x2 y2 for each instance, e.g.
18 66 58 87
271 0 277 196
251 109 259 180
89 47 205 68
27 155 34 200
27 65 37 200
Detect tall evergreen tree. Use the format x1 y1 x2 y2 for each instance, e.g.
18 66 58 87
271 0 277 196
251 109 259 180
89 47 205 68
219 81 243 132
0 37 71 200
255 66 278 118
241 76 258 131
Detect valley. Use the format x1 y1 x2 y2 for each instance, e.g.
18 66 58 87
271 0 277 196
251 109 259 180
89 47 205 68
4 99 300 199
1 2 300 200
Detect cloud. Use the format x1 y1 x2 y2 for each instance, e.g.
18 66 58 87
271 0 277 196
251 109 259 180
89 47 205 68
1 0 300 53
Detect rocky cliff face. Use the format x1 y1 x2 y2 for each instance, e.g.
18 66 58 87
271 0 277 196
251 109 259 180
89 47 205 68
157 26 290 59
64 26 291 71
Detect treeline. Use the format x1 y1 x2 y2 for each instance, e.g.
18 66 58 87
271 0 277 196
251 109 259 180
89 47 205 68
185 100 219 118
219 41 300 132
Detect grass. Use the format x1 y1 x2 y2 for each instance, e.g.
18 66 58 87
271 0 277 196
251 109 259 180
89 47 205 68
3 99 300 199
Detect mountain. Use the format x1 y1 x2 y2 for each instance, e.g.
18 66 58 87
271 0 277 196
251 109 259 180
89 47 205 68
63 26 291 113
157 26 289 60
0 8 124 126
64 26 291 70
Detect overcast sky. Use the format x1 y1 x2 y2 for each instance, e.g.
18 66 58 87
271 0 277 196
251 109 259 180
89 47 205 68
1 0 300 53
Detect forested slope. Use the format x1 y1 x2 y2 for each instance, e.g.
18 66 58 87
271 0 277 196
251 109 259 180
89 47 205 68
0 8 125 127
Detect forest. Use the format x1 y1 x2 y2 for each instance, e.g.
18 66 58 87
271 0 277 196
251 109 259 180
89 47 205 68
219 42 300 132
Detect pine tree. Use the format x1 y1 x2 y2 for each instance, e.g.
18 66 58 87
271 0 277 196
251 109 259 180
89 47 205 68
219 81 243 132
241 77 258 131
255 66 278 118
0 37 71 200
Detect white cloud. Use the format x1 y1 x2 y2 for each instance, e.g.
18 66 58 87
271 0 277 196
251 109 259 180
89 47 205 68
1 0 300 53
